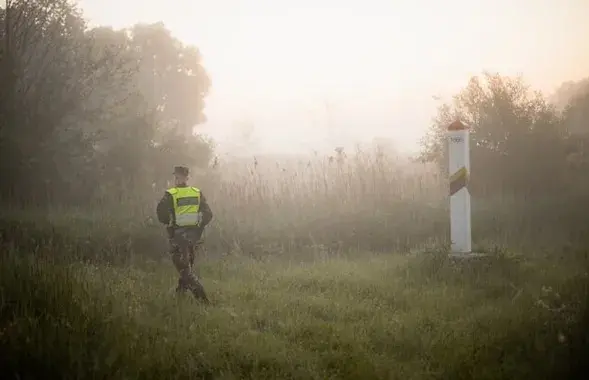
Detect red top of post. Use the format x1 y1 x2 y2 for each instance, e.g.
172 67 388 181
448 120 468 131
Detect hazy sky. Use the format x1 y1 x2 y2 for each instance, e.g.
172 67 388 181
78 0 589 155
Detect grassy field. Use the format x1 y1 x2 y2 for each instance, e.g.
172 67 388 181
1 152 589 379
1 234 588 379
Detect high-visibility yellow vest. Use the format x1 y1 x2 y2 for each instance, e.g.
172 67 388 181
166 186 202 227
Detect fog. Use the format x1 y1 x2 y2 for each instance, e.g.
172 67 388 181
78 0 589 157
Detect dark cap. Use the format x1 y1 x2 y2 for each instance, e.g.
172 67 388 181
173 166 189 176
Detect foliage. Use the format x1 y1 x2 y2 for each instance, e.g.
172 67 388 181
551 77 589 112
0 0 213 207
419 72 578 198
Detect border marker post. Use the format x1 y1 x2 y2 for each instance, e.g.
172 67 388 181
448 120 471 255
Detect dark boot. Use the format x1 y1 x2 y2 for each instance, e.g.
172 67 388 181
189 278 210 304
175 277 188 295
181 272 209 304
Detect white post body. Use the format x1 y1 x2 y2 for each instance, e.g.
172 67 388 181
447 121 471 254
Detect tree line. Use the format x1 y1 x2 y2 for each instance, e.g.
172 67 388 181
0 0 213 207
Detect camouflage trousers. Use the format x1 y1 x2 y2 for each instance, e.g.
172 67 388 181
168 227 204 294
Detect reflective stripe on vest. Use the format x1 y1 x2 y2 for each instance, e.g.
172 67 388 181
166 186 202 227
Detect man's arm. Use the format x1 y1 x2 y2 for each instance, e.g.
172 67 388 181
156 192 174 225
199 192 213 227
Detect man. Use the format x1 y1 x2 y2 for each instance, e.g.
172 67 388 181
156 166 213 303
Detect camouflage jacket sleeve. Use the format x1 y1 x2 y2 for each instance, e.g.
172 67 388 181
156 192 173 225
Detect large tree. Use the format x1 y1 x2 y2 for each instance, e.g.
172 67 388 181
90 22 214 197
0 0 113 204
420 72 568 197
0 1 214 207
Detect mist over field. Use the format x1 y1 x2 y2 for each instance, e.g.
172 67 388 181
1 1 589 379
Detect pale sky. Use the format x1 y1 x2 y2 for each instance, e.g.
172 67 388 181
78 0 589 155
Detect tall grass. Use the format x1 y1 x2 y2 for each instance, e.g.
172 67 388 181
200 148 445 255
2 146 589 260
193 147 589 255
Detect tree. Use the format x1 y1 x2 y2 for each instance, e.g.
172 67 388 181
420 72 567 197
91 22 213 199
550 77 589 112
0 2 214 207
561 91 589 184
0 0 106 204
561 83 589 135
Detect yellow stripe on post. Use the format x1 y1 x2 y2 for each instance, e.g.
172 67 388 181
449 166 468 196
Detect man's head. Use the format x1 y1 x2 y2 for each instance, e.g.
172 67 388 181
173 166 189 186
